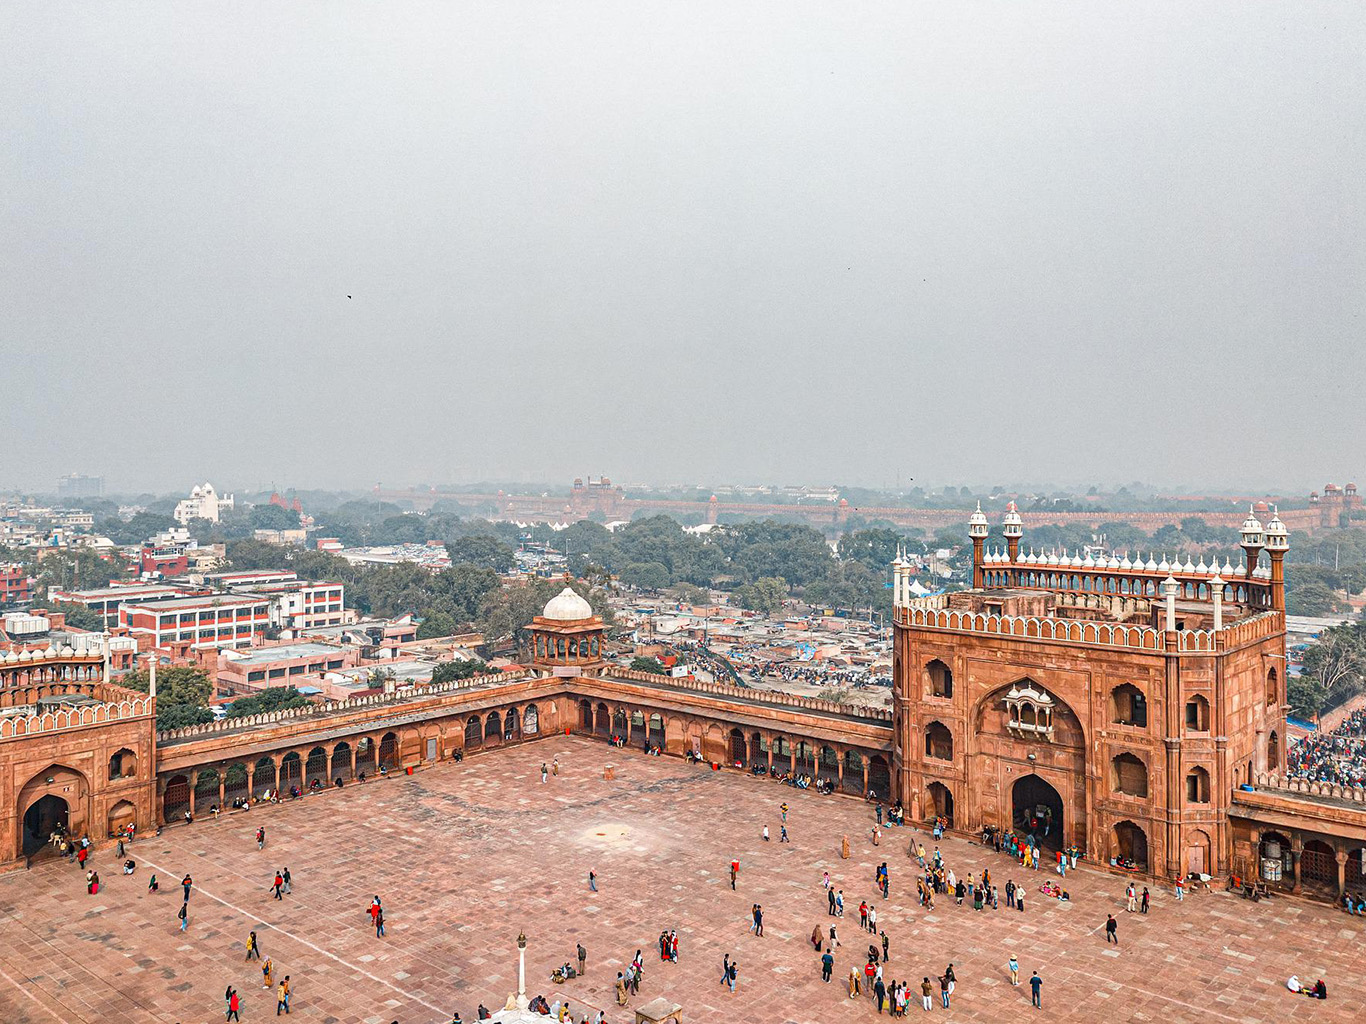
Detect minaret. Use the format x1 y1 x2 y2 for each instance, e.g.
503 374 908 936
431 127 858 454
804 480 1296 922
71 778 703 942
1239 505 1265 580
515 932 529 1010
968 502 989 589
892 547 907 608
1263 506 1288 612
1001 501 1024 584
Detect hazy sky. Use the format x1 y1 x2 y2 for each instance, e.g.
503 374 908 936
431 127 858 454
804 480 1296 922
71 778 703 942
3 3 1363 496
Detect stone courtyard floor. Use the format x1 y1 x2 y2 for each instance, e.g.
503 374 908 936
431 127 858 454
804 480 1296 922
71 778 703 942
1 734 1363 1023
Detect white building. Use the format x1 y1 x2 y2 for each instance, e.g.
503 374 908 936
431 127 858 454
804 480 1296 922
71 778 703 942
173 482 235 524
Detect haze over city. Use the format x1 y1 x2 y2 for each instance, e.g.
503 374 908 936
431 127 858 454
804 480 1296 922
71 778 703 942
4 3 1364 494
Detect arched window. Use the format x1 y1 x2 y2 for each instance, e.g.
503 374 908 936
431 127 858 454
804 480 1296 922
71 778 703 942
1111 753 1148 798
1110 684 1147 728
524 704 540 735
1267 729 1280 771
924 721 953 761
926 659 953 698
1184 694 1210 732
1185 766 1210 803
1266 667 1278 707
108 748 137 780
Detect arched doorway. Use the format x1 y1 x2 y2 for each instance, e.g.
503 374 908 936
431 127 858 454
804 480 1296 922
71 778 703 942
1301 839 1337 894
163 774 190 820
305 747 328 788
1112 820 1148 871
648 713 665 748
579 700 593 730
612 708 627 736
595 703 610 737
332 743 352 782
23 795 67 856
524 704 539 735
729 728 746 764
1185 828 1212 877
867 755 890 800
927 781 954 827
107 799 136 837
1013 774 1063 849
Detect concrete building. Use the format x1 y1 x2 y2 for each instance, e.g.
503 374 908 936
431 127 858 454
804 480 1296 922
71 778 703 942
0 567 34 609
48 584 190 627
216 642 358 697
119 594 269 650
172 483 234 525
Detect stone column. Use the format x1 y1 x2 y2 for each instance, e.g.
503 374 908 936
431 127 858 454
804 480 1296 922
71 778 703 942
1336 848 1348 899
188 770 199 817
862 763 869 796
350 745 358 776
1291 837 1303 894
218 775 226 811
245 765 255 801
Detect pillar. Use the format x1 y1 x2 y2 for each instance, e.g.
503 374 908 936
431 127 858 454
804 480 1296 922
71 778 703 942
350 745 358 776
245 764 255 801
218 776 226 811
1336 848 1348 899
862 763 869 796
1291 837 1303 894
188 770 199 817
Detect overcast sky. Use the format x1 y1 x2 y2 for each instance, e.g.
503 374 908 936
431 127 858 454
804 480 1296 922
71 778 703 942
3 3 1362 496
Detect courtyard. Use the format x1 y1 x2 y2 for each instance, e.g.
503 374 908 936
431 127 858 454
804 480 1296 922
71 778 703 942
0 735 1362 1024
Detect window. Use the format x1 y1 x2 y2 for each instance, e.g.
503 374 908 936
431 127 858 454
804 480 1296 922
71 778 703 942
269 668 285 679
1004 681 1055 741
1185 766 1210 803
1112 753 1148 798
248 670 266 682
1110 684 1147 728
1266 668 1279 707
924 721 954 760
1185 695 1210 732
927 659 953 698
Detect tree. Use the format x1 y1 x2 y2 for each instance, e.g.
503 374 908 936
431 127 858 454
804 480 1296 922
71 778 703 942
1299 623 1366 713
1287 675 1328 720
249 504 302 531
620 561 670 592
837 528 905 571
668 582 709 606
430 658 489 684
630 656 668 675
121 665 216 730
47 601 104 631
417 611 461 639
227 686 311 717
1285 582 1344 617
446 535 515 573
732 576 788 615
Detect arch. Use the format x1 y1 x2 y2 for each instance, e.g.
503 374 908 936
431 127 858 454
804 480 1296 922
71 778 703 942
1111 752 1148 798
280 751 302 792
648 713 665 747
107 799 136 838
1301 839 1336 892
817 745 840 784
484 710 502 743
504 706 520 741
1184 694 1210 732
926 659 953 698
794 740 815 775
1185 765 1210 803
749 732 766 765
923 721 953 761
223 762 249 804
332 742 353 782
1258 831 1292 885
579 699 593 730
926 781 954 826
612 708 626 736
194 767 221 810
1111 820 1148 871
1012 774 1063 850
842 750 865 795
1109 684 1147 728
595 702 611 737
253 756 277 798
355 738 376 776
1185 827 1212 876
1267 729 1280 772
464 715 483 748
1266 666 1279 707
377 732 399 769
524 704 540 735
22 794 68 856
867 754 890 800
108 747 137 780
729 728 746 764
305 747 328 787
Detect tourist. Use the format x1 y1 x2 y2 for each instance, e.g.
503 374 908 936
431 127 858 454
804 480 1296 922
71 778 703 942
1008 955 1019 986
615 972 628 1006
1175 875 1185 901
257 826 266 850
725 958 738 993
762 824 769 842
375 906 385 937
829 922 840 948
720 953 730 986
283 867 292 894
552 755 559 776
1016 888 1025 913
122 858 136 875
272 870 284 900
263 957 273 989
577 942 586 975
938 972 950 1009
780 824 789 843
1126 882 1137 912
868 904 878 932
836 888 844 915
276 975 290 1015
859 900 868 929
1141 887 1150 914
730 859 739 890
821 948 834 981
1006 879 1016 909
183 874 193 901
920 977 933 1011
148 873 158 893
848 965 861 998
781 802 788 822
753 904 764 937
589 869 597 892
1105 914 1118 944
1030 970 1042 1008
178 901 189 932
226 985 240 1021
880 930 889 962
811 924 823 951
541 762 548 783
874 974 887 1013
827 887 837 915
246 930 261 961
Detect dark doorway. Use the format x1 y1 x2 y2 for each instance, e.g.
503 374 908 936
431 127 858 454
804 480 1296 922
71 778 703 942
1013 774 1063 850
23 795 68 857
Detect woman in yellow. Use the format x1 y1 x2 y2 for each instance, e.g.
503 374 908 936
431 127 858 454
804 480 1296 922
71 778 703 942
262 957 273 990
276 976 290 1015
848 965 861 997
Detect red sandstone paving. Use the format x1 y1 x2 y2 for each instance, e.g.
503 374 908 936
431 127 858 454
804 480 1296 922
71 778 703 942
0 735 1362 1024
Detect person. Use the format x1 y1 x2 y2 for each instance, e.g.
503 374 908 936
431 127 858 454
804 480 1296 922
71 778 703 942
780 824 789 843
589 869 597 892
1030 970 1042 1008
552 756 559 776
1141 887 1150 914
376 907 386 937
615 972 628 1006
541 763 548 783
781 802 788 822
874 974 887 1013
178 901 189 932
848 965 861 998
182 874 193 902
1126 882 1137 912
1009 955 1019 986
725 958 737 993
945 963 956 1003
1311 979 1327 999
762 824 769 842
272 871 284 900
720 954 731 986
277 976 290 1015
263 957 274 989
939 972 950 1008
283 867 292 894
577 942 586 976
257 826 266 850
753 904 764 937
880 930 889 962
1287 975 1302 993
829 923 840 948
148 873 159 893
1175 875 1185 901
1105 914 1118 945
811 925 823 951
246 931 260 961
730 860 739 890
921 977 933 1012
828 887 837 915
123 858 136 875
227 986 240 1022
821 949 834 982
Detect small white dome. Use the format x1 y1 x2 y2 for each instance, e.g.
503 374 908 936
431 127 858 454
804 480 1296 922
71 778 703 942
541 587 594 622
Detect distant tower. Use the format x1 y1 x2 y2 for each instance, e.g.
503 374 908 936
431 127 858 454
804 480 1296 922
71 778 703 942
1239 506 1265 580
1001 501 1024 578
528 587 604 676
968 502 989 589
1263 507 1288 612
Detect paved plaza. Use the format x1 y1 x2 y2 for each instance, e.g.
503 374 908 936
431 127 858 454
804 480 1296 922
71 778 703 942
1 735 1362 1023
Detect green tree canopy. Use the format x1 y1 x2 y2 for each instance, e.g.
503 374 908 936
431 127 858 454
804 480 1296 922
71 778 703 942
430 658 489 684
630 656 668 675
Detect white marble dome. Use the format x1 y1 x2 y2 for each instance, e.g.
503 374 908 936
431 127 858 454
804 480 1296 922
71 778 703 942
541 587 594 622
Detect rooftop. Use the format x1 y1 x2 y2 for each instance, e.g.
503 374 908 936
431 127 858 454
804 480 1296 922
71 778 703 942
222 642 346 666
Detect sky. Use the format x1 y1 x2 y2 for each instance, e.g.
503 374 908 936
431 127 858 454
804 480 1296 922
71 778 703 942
2 3 1363 496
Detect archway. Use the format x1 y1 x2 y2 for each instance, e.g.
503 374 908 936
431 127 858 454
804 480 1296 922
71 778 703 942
818 745 840 786
794 740 815 776
926 659 953 698
924 721 953 761
523 704 539 735
579 699 593 730
280 752 302 793
1267 730 1280 772
377 732 399 770
595 703 610 737
23 795 67 856
1301 839 1337 894
1111 753 1149 798
1185 828 1211 877
194 768 221 812
926 782 954 827
648 713 665 748
729 728 746 764
107 799 136 837
504 707 519 741
842 750 865 795
355 739 376 777
465 716 483 749
332 742 353 782
1258 831 1292 886
1112 820 1148 871
749 732 766 766
108 748 137 780
253 757 277 798
485 711 502 744
1012 774 1063 849
223 763 249 804
305 747 328 788
163 774 190 820
867 755 890 800
612 708 627 736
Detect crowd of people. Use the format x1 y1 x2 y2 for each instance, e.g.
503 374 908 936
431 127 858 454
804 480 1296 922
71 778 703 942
1286 708 1366 789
